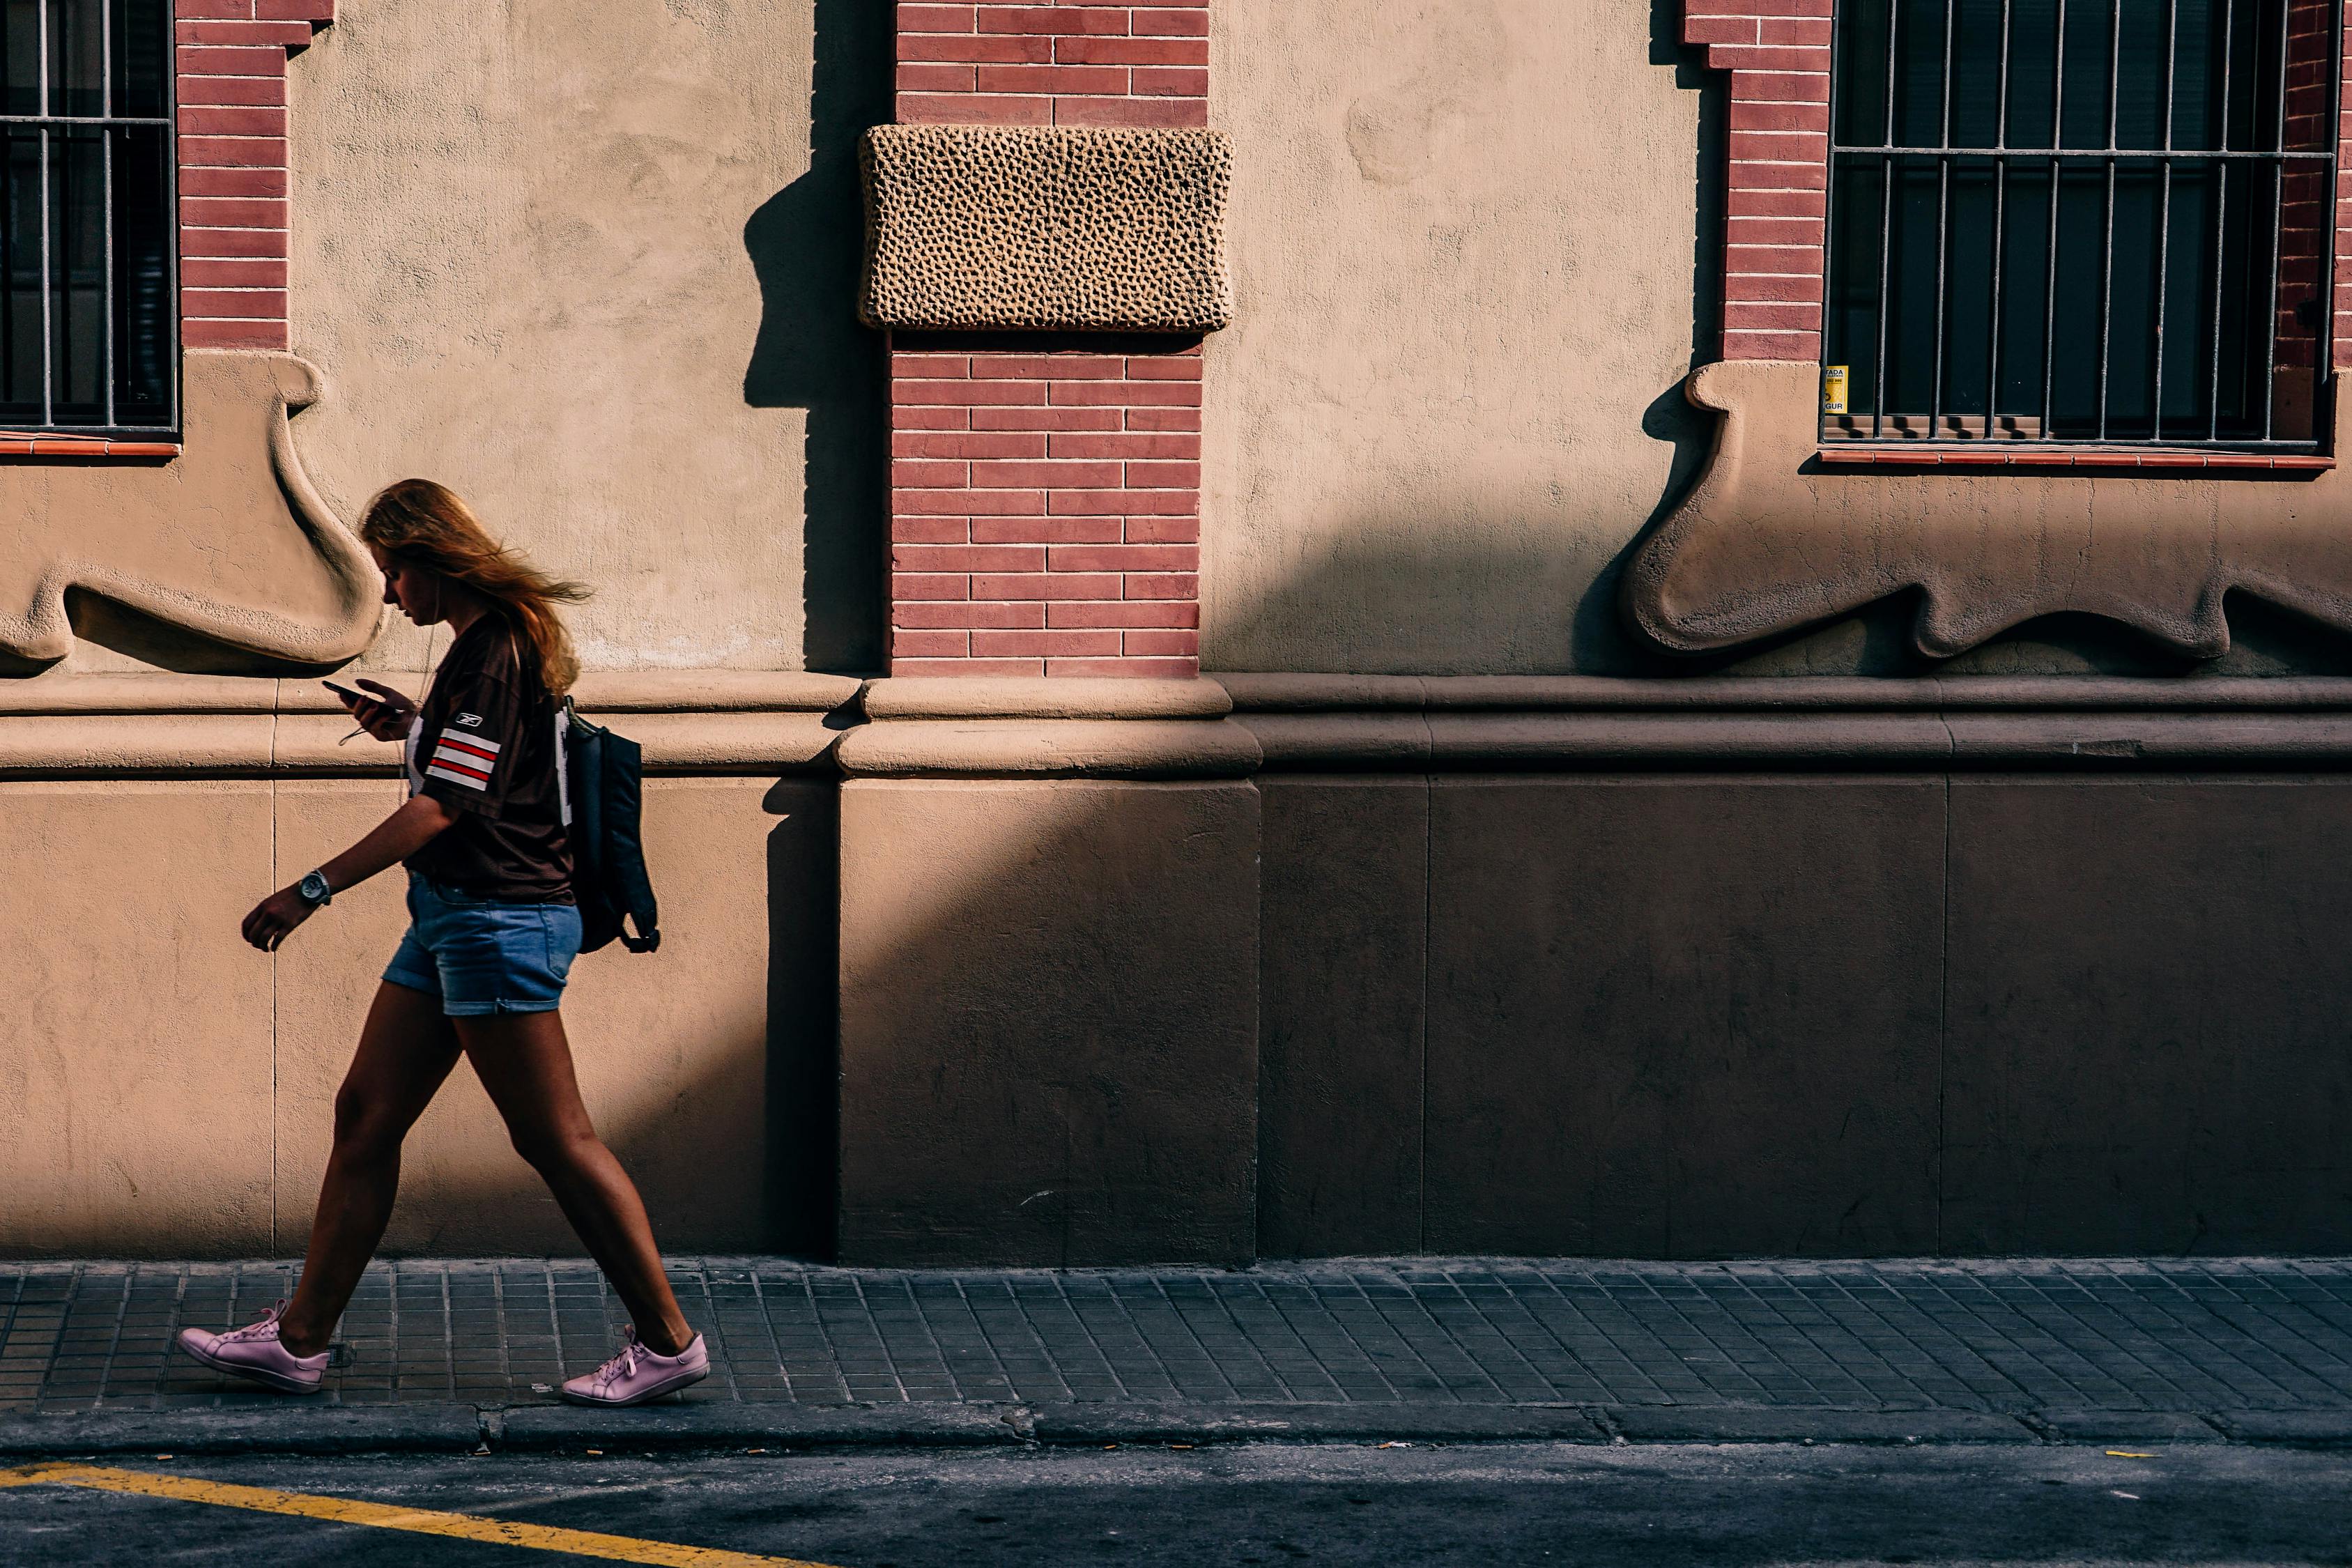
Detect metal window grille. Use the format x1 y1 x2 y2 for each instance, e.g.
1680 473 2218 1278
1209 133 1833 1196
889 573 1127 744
0 0 174 436
1822 0 2342 450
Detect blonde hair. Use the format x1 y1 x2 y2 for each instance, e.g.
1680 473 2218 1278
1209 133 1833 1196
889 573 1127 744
360 479 590 695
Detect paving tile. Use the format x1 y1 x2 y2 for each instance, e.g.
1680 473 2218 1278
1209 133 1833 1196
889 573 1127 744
9 1259 2352 1419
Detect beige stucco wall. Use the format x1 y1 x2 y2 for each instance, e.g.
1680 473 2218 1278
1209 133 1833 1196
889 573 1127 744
282 0 841 677
1203 0 1709 675
0 773 817 1257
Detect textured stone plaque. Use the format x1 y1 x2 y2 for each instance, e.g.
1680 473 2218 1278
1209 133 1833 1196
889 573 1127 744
859 125 1233 334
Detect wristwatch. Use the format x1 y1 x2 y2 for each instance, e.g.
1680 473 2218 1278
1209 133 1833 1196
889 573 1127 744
296 869 334 908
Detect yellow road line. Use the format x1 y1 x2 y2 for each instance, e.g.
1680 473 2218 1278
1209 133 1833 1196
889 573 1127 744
0 1463 843 1567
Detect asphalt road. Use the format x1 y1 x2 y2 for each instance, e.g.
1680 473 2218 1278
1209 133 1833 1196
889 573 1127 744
3 1441 2347 1566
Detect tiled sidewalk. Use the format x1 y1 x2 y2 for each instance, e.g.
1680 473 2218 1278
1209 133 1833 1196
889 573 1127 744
3 1258 2350 1419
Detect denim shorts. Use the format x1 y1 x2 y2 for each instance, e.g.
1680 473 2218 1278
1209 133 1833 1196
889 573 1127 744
383 873 582 1016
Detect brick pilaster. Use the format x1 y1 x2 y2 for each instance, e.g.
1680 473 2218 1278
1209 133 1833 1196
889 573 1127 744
1686 0 1832 363
176 0 332 354
2273 0 2333 434
2325 0 2352 373
886 2 1208 677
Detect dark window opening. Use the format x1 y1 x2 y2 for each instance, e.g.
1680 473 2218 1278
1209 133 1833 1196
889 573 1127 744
0 0 174 436
1824 0 2339 449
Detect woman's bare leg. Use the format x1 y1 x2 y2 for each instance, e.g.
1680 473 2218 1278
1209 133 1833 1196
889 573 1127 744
278 982 463 1356
457 1010 693 1355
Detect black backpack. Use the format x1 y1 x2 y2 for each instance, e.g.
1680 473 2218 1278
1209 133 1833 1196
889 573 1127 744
558 699 661 955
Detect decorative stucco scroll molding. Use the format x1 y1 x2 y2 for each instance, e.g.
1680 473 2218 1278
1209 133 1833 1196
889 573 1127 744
859 125 1233 333
1624 360 2352 661
0 349 380 667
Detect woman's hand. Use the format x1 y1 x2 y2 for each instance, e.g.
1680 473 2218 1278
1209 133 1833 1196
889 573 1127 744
341 678 417 742
242 886 318 952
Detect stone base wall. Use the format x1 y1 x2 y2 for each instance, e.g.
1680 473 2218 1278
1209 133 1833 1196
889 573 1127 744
1261 770 2352 1259
8 671 2352 1262
1243 677 2352 1260
0 674 850 1260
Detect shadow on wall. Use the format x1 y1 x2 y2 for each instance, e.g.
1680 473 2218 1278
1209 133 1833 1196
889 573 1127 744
762 776 840 1259
1573 0 1726 675
1553 0 1728 672
369 772 1246 1268
52 590 355 678
1219 0 2352 680
1259 763 2352 1259
836 778 1261 1268
1208 0 1731 677
1206 0 2293 677
323 780 840 1261
744 0 893 677
1213 498 2352 677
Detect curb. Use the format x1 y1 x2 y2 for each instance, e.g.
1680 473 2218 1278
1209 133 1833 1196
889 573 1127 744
496 1403 1027 1452
2029 1411 2231 1444
2211 1410 2352 1447
0 1407 483 1458
1027 1404 1613 1445
6 1401 2351 1457
1606 1407 2039 1445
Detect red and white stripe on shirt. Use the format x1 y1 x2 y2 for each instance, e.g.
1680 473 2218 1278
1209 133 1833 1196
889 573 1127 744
424 726 501 792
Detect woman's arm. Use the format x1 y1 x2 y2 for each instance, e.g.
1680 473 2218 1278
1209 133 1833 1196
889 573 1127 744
240 794 457 952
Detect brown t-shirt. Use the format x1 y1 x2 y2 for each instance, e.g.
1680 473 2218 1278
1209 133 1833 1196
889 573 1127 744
403 615 573 902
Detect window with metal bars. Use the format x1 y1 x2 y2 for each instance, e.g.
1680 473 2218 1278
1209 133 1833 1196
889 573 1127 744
1822 0 2340 451
0 0 173 436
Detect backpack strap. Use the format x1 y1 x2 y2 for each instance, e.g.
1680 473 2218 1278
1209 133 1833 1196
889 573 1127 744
555 697 574 828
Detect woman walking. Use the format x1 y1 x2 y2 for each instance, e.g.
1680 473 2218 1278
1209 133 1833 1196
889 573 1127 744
175 479 706 1408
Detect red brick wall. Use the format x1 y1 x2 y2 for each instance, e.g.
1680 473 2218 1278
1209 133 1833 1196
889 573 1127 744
2276 0 2331 425
891 343 1202 676
177 0 333 354
1684 0 1831 363
896 3 1208 129
2327 0 2352 374
886 1 1208 677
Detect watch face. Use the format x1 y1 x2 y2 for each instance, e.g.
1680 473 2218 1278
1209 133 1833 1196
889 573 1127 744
300 872 330 904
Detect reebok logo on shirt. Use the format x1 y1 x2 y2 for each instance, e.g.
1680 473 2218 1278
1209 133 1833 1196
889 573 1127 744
425 727 500 792
454 712 484 728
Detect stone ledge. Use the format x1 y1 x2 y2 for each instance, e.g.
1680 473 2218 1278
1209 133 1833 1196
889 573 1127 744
1240 709 2352 771
0 670 862 716
1220 672 2352 771
864 675 1229 721
20 670 2352 778
836 716 1260 779
1217 673 2352 713
0 670 865 776
0 709 847 778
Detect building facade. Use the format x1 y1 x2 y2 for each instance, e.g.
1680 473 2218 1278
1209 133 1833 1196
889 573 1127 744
6 0 2352 1263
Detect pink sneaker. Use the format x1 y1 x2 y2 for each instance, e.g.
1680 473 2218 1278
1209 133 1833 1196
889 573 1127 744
561 1328 709 1408
174 1302 328 1395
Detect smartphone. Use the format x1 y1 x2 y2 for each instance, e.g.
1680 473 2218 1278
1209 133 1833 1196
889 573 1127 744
322 679 370 708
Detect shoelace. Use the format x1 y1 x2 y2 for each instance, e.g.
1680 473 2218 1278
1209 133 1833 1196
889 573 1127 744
222 1300 289 1344
596 1328 646 1389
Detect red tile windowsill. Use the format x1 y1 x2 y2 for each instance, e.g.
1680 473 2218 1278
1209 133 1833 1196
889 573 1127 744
0 434 181 459
1817 446 2333 472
